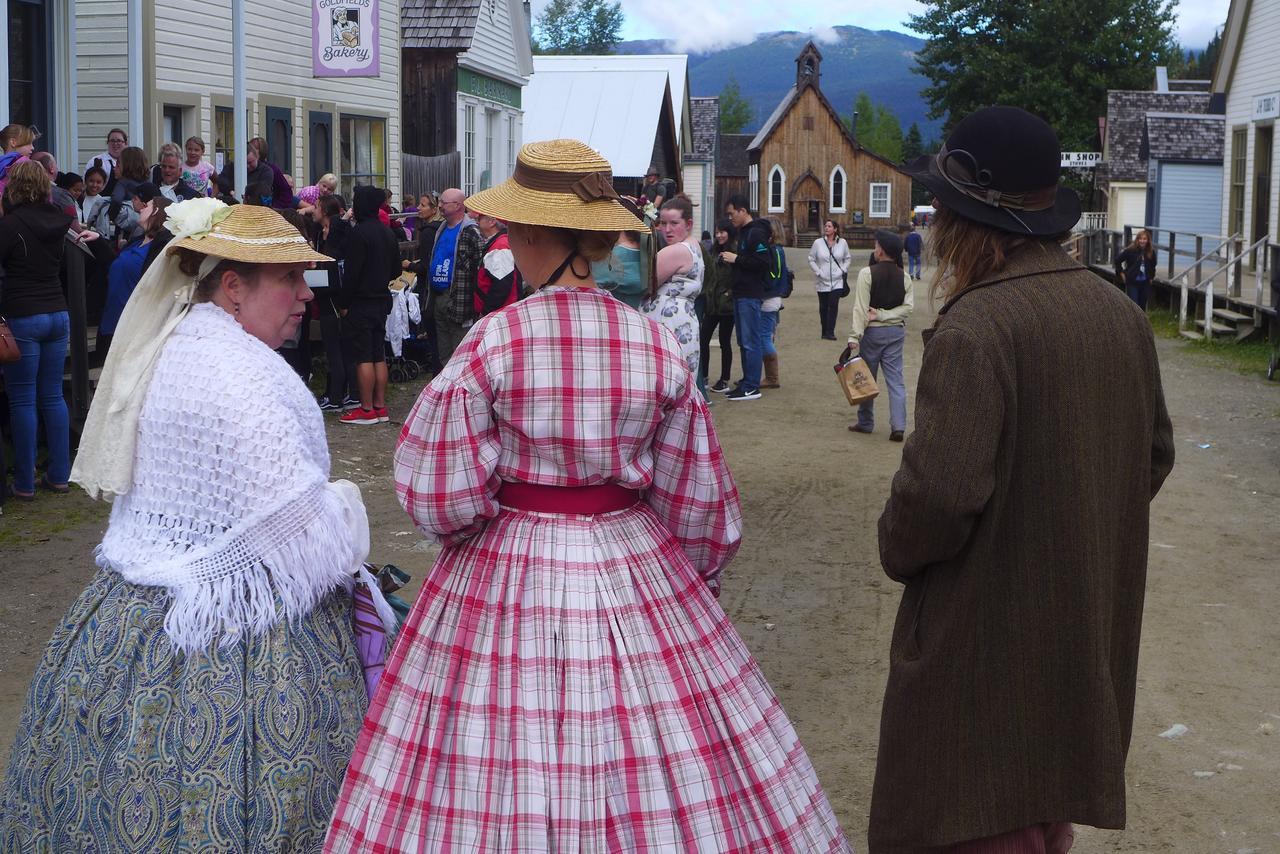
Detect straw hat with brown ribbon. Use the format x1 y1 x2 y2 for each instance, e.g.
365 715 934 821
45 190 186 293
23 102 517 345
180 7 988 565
466 139 649 233
165 200 331 264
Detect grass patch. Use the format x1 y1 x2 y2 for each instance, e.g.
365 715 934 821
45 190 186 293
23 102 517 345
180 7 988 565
0 494 109 548
1147 308 1277 378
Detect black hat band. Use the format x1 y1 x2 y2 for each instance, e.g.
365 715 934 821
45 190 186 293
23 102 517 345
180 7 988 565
935 145 1058 213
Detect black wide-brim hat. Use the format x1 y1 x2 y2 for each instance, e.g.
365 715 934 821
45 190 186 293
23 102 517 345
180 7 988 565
903 106 1080 236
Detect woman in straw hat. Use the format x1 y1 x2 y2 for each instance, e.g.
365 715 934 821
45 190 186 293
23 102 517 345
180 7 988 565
325 139 851 852
0 199 394 852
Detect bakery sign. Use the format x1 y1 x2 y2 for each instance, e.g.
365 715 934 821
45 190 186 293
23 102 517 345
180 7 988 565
313 0 380 77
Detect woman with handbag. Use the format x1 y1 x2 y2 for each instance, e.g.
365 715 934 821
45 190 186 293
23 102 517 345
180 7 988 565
808 219 850 340
312 195 357 411
0 161 80 500
1 200 393 852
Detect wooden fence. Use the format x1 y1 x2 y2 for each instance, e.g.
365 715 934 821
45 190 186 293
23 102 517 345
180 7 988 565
402 152 460 199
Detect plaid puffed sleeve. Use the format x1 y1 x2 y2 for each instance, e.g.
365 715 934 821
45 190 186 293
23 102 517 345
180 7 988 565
646 376 743 593
393 376 502 546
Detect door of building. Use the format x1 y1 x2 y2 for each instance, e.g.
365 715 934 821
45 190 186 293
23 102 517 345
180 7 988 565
308 111 333 184
266 106 293 175
807 200 820 231
1254 124 1273 246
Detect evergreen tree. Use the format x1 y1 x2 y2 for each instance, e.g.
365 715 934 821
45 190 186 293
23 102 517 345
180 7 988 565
910 0 1178 149
719 77 754 134
903 123 924 161
534 0 623 55
1187 29 1223 79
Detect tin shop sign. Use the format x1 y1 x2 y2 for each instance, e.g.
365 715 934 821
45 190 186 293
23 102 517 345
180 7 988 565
1253 92 1280 122
314 0 380 77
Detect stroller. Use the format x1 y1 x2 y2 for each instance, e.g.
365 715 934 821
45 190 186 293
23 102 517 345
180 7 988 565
386 275 425 383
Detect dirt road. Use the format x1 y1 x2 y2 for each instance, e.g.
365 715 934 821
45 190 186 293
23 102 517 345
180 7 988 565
2 248 1277 851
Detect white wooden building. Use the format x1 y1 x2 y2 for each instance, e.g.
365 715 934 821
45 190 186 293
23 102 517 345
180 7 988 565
1 0 403 198
1213 0 1280 248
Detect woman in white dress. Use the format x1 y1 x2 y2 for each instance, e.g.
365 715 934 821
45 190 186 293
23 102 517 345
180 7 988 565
640 196 704 379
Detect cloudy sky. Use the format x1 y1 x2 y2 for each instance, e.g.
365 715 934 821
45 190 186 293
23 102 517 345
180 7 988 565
530 0 1230 54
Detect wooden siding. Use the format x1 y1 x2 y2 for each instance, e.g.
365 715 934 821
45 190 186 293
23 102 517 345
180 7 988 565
753 87 910 243
403 51 460 157
75 0 129 169
457 0 529 85
1221 0 1280 241
150 0 401 193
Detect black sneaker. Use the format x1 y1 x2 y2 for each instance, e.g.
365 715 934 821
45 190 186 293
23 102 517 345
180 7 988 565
341 396 361 412
317 396 341 413
727 386 761 401
710 380 731 394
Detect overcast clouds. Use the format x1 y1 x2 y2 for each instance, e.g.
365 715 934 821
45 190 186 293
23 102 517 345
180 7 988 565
529 0 1230 54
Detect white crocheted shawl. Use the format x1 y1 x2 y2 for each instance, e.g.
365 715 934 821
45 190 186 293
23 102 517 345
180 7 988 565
98 302 363 653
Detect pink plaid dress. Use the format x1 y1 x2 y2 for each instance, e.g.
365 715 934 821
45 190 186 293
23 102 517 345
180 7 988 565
325 287 852 853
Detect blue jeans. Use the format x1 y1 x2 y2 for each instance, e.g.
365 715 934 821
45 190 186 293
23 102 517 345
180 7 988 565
907 253 922 278
1126 280 1150 309
857 325 907 433
2 311 72 492
733 297 763 391
761 310 779 357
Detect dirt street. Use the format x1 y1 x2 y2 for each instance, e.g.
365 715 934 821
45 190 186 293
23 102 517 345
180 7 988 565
2 247 1278 851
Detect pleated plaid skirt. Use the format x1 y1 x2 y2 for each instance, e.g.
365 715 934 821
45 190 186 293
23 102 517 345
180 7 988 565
325 503 852 852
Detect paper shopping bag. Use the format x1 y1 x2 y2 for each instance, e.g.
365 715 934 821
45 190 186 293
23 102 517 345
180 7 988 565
834 357 880 406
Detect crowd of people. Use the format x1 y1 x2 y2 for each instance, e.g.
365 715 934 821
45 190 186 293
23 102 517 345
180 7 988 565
0 108 1177 854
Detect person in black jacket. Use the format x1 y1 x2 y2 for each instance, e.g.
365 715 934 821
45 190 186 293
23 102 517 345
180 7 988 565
1114 229 1157 309
312 195 356 412
721 194 773 400
338 184 400 425
0 161 79 499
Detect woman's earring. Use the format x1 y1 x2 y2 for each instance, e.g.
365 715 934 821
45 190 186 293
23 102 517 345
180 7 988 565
234 302 241 316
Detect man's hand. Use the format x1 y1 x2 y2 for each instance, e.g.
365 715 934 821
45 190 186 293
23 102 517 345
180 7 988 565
721 251 737 264
867 308 879 321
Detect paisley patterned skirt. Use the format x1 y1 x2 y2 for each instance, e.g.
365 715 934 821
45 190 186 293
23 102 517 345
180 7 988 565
0 567 368 854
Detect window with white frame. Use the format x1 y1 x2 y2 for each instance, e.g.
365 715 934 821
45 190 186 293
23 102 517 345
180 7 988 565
463 104 477 195
481 109 497 190
768 165 785 212
507 115 517 178
869 182 891 218
830 166 847 213
338 114 387 197
748 164 759 212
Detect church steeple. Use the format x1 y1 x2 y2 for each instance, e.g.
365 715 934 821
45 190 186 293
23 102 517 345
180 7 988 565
795 41 823 91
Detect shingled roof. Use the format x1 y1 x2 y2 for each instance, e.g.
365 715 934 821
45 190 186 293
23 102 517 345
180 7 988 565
690 97 719 160
1103 90 1211 183
1144 112 1225 162
718 134 752 177
402 0 481 50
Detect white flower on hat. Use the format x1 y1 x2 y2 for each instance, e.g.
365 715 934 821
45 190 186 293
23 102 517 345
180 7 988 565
165 197 232 241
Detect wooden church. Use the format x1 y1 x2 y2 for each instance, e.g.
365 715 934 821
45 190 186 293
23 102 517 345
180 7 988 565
747 42 911 246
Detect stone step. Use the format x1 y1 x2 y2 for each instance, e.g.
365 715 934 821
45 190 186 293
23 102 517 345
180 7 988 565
1179 330 1205 341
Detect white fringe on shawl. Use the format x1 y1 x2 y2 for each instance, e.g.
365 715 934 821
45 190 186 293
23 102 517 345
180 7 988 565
98 480 372 655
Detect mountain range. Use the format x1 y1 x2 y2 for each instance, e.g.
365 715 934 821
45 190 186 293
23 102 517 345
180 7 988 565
617 26 943 141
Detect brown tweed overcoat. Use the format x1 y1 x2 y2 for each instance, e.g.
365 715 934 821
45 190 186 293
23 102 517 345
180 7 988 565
869 242 1176 852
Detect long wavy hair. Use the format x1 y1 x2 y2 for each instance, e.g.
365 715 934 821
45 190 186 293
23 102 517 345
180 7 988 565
1125 228 1155 260
928 206 1066 302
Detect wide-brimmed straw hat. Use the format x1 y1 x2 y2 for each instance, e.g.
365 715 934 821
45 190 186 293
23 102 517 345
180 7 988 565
466 139 648 232
902 106 1080 236
164 199 331 264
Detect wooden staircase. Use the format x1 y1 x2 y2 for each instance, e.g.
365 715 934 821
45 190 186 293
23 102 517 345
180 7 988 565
1184 307 1256 341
